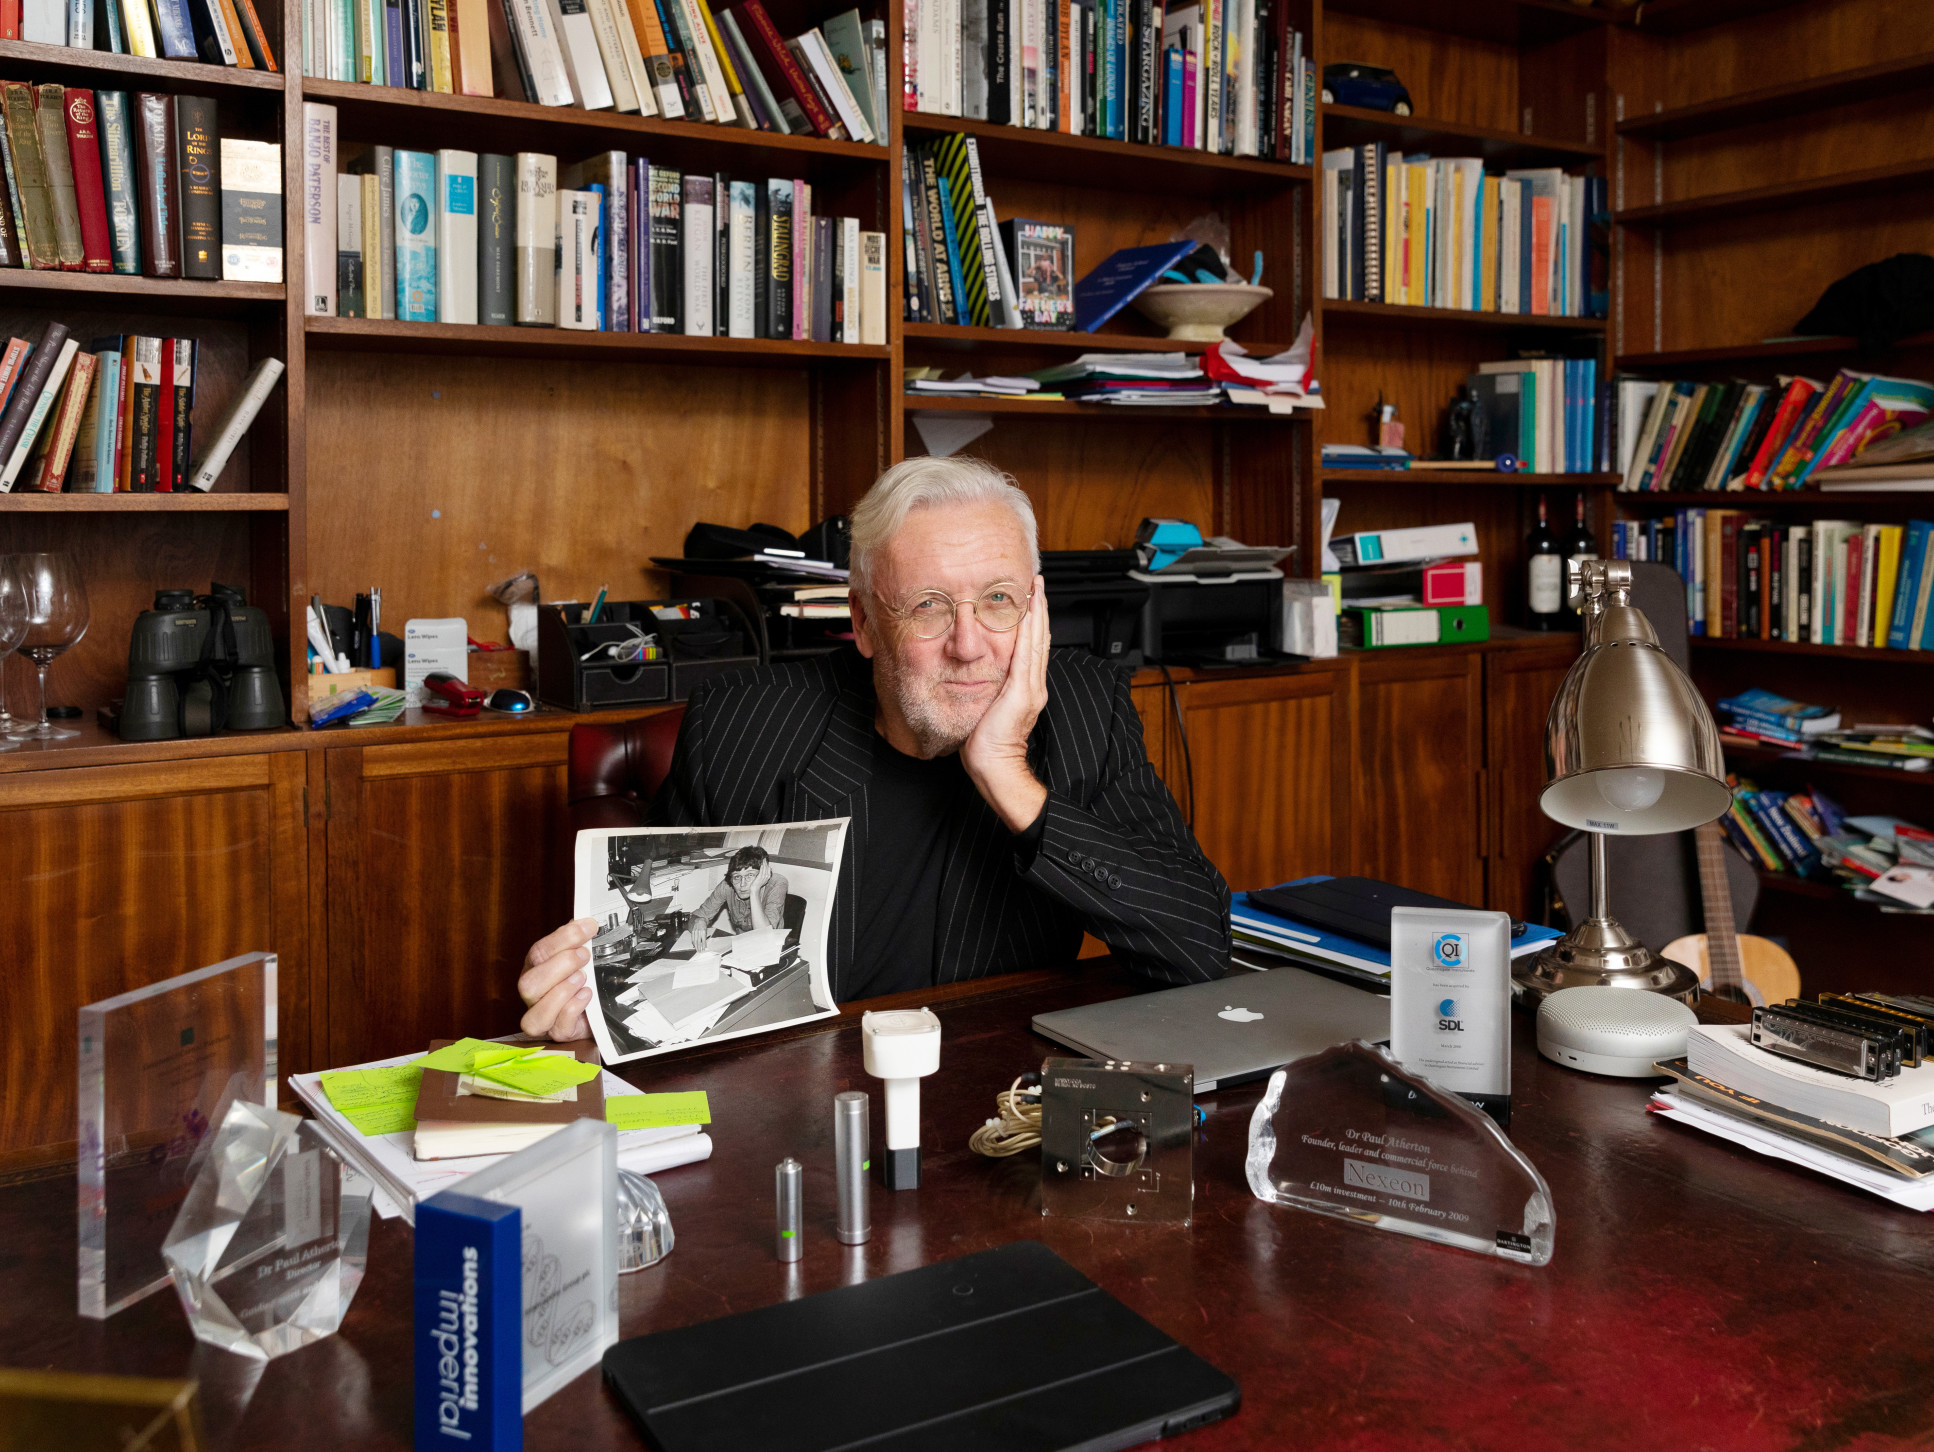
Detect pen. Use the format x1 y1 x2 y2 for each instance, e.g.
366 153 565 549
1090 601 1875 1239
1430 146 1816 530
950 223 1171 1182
587 584 608 625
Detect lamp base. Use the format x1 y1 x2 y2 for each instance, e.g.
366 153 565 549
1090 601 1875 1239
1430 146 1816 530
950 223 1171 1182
1513 916 1700 1008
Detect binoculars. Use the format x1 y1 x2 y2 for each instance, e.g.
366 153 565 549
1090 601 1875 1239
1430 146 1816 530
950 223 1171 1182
119 584 286 740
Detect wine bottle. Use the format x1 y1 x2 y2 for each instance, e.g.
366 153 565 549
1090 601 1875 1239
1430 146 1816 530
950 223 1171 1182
1564 493 1599 626
1526 493 1563 631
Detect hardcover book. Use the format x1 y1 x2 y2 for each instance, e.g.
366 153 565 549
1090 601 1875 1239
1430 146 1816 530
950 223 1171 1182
0 83 57 271
478 152 514 325
173 94 221 280
435 148 478 324
219 138 282 283
0 321 68 487
556 186 599 329
394 149 439 322
168 337 194 491
679 173 712 336
62 89 113 274
648 163 682 332
513 151 557 325
349 146 396 316
336 172 364 316
299 101 335 308
0 335 75 492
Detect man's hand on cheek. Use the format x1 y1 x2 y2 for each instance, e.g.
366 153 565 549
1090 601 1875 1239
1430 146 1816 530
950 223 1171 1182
960 574 1051 833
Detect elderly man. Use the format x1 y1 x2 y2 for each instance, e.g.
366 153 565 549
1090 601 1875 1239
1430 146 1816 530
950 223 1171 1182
519 456 1230 1040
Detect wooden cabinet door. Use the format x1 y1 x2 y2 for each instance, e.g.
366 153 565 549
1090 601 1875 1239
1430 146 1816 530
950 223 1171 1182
1353 650 1485 904
1484 640 1579 922
0 752 308 1157
323 733 571 1067
1174 666 1351 894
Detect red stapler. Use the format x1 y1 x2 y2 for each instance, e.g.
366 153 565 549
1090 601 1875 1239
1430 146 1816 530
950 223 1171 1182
422 672 484 717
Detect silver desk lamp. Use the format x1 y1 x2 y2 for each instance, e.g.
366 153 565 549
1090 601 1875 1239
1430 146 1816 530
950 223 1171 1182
1513 559 1733 1007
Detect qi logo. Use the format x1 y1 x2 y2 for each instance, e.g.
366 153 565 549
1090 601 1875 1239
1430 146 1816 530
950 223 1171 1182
1432 934 1465 969
1218 1006 1264 1023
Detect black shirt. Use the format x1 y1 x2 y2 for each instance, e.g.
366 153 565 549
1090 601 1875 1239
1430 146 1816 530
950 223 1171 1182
845 732 970 1000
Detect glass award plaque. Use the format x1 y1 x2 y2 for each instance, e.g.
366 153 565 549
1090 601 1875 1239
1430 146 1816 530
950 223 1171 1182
78 952 277 1319
161 1099 372 1360
458 1118 622 1411
1246 1042 1555 1266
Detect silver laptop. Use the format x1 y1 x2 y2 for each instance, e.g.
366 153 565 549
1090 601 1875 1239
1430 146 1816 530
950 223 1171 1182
1032 966 1389 1092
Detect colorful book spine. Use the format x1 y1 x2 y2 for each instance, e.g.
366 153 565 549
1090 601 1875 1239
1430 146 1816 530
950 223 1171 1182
435 148 478 323
394 149 439 322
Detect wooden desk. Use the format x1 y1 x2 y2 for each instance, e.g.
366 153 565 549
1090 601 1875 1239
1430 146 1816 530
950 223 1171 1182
6 968 1932 1450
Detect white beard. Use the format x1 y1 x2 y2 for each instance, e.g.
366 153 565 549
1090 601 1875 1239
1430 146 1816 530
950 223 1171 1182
872 646 1004 757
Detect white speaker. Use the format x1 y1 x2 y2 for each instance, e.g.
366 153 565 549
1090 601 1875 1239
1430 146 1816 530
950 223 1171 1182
1536 986 1698 1078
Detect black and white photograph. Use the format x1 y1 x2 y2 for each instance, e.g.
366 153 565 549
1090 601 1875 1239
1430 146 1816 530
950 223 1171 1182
573 820 850 1064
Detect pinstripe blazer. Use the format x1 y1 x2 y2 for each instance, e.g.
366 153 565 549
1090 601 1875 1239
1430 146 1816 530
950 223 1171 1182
648 648 1231 998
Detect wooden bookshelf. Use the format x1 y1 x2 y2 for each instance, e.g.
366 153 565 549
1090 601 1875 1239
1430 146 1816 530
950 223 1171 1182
1691 637 1934 666
904 394 1300 421
1618 490 1934 511
0 273 286 308
901 322 1288 353
1322 299 1609 332
307 314 893 364
1322 470 1619 487
1321 105 1605 167
899 112 1312 192
0 493 290 511
1617 332 1934 369
0 38 287 94
1723 737 1934 787
1614 157 1934 229
1615 52 1934 143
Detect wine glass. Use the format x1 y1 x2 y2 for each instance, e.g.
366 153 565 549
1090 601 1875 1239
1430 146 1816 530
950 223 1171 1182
7 551 89 741
0 557 26 750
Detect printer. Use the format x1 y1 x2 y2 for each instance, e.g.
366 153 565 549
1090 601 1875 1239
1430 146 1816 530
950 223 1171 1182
1131 519 1297 665
1042 550 1151 667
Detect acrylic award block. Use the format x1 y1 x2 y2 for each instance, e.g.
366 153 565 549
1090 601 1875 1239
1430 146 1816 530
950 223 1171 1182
79 951 277 1319
1246 1041 1555 1266
161 1099 372 1359
455 1118 622 1412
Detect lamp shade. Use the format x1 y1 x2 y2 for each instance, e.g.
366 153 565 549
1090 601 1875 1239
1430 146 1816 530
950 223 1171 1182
1541 600 1730 836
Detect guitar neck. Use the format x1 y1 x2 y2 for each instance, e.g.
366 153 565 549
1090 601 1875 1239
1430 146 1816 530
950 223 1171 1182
1696 820 1746 993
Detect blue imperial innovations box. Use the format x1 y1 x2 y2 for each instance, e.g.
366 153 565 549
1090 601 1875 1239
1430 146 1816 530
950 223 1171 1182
416 1191 523 1450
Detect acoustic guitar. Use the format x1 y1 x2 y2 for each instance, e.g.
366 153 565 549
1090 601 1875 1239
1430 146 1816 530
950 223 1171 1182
1663 821 1801 1007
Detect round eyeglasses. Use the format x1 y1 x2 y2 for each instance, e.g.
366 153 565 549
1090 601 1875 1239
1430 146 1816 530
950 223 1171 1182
887 585 1033 640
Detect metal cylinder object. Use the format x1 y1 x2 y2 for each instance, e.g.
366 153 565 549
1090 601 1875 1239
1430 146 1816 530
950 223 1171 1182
775 1158 803 1262
834 1091 870 1245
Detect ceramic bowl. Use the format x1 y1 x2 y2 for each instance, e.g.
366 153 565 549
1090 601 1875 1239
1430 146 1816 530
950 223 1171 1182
1129 282 1274 341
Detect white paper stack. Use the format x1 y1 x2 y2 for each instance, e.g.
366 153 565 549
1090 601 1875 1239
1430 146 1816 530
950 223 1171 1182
1650 1091 1934 1212
290 1050 713 1223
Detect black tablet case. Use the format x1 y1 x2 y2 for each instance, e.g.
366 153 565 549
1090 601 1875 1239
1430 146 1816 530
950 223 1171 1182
1251 876 1482 950
601 1240 1239 1452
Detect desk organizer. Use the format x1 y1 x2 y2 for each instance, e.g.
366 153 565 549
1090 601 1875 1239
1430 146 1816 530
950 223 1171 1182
537 599 762 711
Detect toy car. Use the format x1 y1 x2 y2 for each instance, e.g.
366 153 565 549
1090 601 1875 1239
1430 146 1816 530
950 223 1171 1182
1322 63 1412 115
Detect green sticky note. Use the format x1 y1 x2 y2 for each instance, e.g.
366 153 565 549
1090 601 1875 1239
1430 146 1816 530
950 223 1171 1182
319 1064 423 1137
409 1037 511 1073
475 1053 601 1097
606 1091 711 1131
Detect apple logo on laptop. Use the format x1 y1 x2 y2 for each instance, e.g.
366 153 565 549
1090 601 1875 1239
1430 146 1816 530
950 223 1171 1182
1219 1005 1264 1023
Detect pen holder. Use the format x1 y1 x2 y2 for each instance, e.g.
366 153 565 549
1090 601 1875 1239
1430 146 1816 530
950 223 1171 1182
536 598 762 711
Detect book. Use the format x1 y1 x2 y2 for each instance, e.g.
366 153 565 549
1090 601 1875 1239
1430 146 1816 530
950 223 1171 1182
502 0 576 105
300 101 335 309
395 150 438 322
454 0 494 92
556 186 598 328
0 336 77 492
726 176 755 337
167 337 194 491
799 26 871 141
219 138 281 282
477 152 514 325
21 349 94 493
435 148 478 324
731 2 837 138
412 1040 607 1160
513 151 557 325
1687 1023 1934 1139
649 163 683 331
188 0 241 68
169 94 221 280
820 8 877 137
859 227 884 345
678 173 713 335
547 0 615 107
232 0 276 66
349 147 396 316
336 172 364 315
61 90 112 274
1000 216 1070 328
187 355 284 491
0 83 56 271
76 347 116 494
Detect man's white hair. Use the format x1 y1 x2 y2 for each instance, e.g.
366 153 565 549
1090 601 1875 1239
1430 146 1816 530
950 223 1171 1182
847 455 1039 594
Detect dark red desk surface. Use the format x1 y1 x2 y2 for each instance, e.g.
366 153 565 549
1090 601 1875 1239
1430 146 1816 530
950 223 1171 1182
6 966 1934 1451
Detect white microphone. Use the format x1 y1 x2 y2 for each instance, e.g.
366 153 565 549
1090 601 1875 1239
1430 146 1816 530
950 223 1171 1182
861 1008 941 1189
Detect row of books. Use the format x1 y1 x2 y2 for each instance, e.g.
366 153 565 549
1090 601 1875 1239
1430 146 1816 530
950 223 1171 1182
1611 511 1934 649
0 319 284 494
307 0 888 147
0 83 281 282
1321 146 1607 320
901 134 1071 329
1465 356 1602 476
904 0 1312 161
4 0 277 66
305 109 886 342
1615 368 1934 494
1717 776 1934 903
1717 687 1934 776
